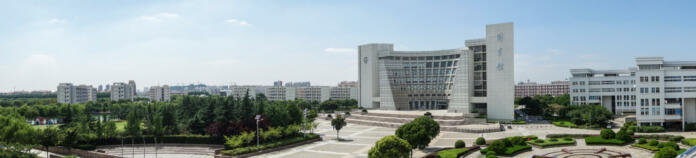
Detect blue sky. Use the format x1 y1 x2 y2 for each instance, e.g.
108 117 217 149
1 0 695 92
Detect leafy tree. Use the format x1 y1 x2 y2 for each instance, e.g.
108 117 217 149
125 110 141 137
487 140 507 155
368 135 411 158
455 140 465 148
654 147 678 158
151 112 164 137
476 137 486 145
104 121 117 137
600 129 615 139
396 122 431 150
0 114 37 152
412 116 440 138
331 114 347 140
37 127 61 158
519 96 546 115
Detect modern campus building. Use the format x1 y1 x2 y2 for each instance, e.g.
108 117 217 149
57 83 97 104
514 80 569 97
222 86 257 99
570 57 696 129
148 85 171 102
111 80 137 101
263 86 357 102
358 22 514 120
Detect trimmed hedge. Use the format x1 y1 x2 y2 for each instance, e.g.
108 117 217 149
503 145 531 155
585 136 625 145
632 143 660 151
636 134 684 142
552 120 577 128
0 150 38 158
635 126 665 133
527 137 576 147
221 134 319 156
546 134 594 138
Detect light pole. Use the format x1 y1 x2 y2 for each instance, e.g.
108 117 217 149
255 115 263 151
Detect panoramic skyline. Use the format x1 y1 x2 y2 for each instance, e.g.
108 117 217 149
1 0 696 92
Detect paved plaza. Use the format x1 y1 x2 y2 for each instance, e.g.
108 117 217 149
254 119 662 158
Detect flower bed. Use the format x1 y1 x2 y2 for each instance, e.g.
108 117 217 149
584 136 625 145
527 137 576 148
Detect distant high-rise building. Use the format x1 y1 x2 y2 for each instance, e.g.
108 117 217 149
338 81 359 87
330 87 358 100
286 81 311 87
273 80 283 87
105 84 111 92
111 81 136 101
57 83 97 104
129 80 137 96
98 85 103 92
223 86 257 99
149 85 171 102
515 80 569 97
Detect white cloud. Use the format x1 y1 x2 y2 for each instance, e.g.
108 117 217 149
225 19 251 26
140 12 179 22
324 48 355 54
47 18 66 24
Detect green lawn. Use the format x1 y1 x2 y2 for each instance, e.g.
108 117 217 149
551 120 577 128
682 138 696 146
631 143 660 151
437 148 469 158
32 124 60 130
584 136 625 145
527 138 575 147
114 120 126 133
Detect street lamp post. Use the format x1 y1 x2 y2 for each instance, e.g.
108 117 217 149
255 115 263 151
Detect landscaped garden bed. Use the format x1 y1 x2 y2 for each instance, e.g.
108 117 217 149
527 137 576 148
480 136 536 157
221 134 320 156
584 136 626 145
551 120 577 128
682 138 696 146
426 146 481 158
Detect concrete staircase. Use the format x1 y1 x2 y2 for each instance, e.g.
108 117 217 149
342 112 501 133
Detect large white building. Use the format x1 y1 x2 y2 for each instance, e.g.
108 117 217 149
57 83 97 104
222 86 257 99
148 85 171 102
111 80 137 101
570 57 696 129
263 86 357 102
358 22 514 120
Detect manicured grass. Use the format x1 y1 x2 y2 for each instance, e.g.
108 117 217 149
584 136 625 145
32 124 60 130
504 145 532 155
222 134 320 156
679 149 687 154
114 120 126 132
551 120 577 128
527 138 576 147
631 143 660 151
682 138 696 146
437 148 469 158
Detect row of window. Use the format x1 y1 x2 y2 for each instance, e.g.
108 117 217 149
640 98 661 106
639 87 661 93
572 80 635 86
381 55 461 61
639 76 661 82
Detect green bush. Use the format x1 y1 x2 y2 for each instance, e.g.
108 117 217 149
527 138 575 147
600 129 615 139
361 109 368 113
615 130 633 142
649 139 659 146
487 140 507 155
638 138 647 144
686 123 696 131
504 145 531 155
632 143 660 151
655 147 678 158
455 140 465 148
637 134 684 142
222 134 319 156
546 134 591 138
486 151 496 158
345 111 351 116
0 150 38 158
552 120 578 128
635 126 665 133
658 142 680 151
475 137 486 145
584 136 625 145
368 135 411 158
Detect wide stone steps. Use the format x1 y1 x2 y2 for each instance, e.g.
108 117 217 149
348 114 485 126
345 115 501 133
362 112 471 120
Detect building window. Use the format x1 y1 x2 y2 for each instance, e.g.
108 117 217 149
665 87 682 93
640 76 649 82
665 76 682 82
684 76 696 81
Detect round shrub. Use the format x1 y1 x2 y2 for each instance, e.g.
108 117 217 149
649 139 659 146
345 112 351 116
655 147 678 158
362 109 368 113
475 137 486 145
488 140 507 155
454 140 466 148
638 138 647 144
659 142 680 151
424 112 432 116
600 129 615 139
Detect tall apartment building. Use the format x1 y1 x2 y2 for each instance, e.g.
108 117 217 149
358 23 514 120
570 57 696 129
57 83 97 104
515 81 569 97
286 81 311 87
222 86 257 99
273 81 283 87
111 81 137 101
148 85 171 102
265 86 296 101
295 86 330 102
330 87 358 100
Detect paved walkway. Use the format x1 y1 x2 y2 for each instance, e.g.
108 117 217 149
97 144 223 158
